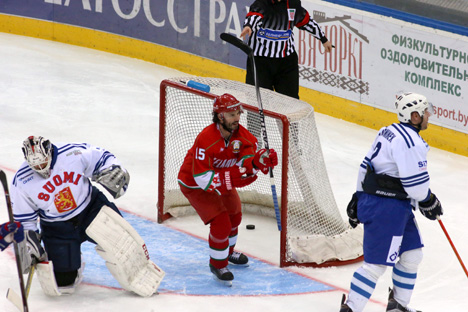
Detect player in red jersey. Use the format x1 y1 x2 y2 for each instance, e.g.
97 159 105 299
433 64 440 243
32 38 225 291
178 93 278 285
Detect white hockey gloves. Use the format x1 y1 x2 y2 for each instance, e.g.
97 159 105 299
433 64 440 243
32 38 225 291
18 230 47 274
92 165 130 199
86 206 165 297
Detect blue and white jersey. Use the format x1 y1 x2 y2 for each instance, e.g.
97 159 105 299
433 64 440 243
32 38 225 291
357 123 431 202
10 143 122 231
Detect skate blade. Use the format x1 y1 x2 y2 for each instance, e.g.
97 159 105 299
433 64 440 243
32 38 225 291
229 262 249 267
212 276 233 287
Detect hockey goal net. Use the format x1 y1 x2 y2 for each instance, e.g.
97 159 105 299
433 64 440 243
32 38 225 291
158 77 363 267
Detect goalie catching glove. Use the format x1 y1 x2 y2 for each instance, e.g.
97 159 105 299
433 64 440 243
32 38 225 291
92 165 130 199
18 230 47 274
208 166 258 194
253 149 278 174
419 192 443 220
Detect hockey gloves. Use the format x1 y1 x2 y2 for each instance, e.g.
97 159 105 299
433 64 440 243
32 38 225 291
0 221 24 251
346 192 360 228
419 192 443 220
209 167 258 194
253 149 278 174
93 165 130 199
18 230 47 274
221 166 258 191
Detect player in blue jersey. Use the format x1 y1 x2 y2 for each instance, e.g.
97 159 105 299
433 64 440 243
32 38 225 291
339 92 443 312
10 136 164 296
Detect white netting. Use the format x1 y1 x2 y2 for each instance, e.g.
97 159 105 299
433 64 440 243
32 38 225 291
158 77 362 266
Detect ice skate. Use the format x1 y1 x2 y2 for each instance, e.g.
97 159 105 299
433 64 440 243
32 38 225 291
387 288 421 312
339 294 353 312
228 251 249 267
210 264 233 286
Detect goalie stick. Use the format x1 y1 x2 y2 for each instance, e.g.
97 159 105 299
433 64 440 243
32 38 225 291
0 170 30 312
220 32 281 231
7 263 36 312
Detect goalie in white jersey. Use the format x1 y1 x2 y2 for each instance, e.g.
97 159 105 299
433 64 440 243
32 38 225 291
340 93 443 312
11 136 164 297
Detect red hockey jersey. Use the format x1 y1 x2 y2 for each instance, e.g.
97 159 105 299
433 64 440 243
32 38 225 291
178 123 258 194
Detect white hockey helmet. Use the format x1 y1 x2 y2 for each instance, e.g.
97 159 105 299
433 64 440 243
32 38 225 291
395 92 434 123
22 136 53 179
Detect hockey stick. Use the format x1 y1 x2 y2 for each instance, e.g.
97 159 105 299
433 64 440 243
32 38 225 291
220 33 281 231
0 170 30 312
7 264 36 312
436 216 468 278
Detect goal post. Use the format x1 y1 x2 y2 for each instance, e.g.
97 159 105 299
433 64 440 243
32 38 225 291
158 77 363 267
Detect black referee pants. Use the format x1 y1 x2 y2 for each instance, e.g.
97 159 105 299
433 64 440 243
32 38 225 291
245 52 300 147
245 51 299 100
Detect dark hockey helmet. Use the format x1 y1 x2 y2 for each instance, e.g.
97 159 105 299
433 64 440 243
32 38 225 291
395 92 434 123
213 93 243 114
22 135 53 179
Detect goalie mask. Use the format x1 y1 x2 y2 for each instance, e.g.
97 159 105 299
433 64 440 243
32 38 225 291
22 136 53 179
213 94 243 115
395 92 434 123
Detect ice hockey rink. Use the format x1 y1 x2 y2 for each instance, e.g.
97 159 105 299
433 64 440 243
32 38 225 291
0 32 467 312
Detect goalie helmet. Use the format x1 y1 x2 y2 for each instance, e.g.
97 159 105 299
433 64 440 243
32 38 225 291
213 94 243 114
22 136 53 179
395 92 433 123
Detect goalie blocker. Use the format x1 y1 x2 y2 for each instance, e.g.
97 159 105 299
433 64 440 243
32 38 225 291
86 206 165 296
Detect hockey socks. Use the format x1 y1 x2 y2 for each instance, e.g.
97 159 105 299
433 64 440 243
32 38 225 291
391 249 422 307
346 263 386 312
209 212 231 269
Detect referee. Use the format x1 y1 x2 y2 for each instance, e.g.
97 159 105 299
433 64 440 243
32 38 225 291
240 0 332 99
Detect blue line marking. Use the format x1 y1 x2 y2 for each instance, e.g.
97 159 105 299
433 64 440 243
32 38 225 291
81 211 334 296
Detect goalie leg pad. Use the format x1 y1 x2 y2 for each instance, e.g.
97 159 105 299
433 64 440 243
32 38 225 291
36 260 85 296
36 261 61 296
86 206 165 297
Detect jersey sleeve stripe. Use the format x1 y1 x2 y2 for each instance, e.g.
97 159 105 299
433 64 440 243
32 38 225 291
401 172 430 187
400 172 428 180
401 177 430 187
13 211 38 223
13 167 34 186
92 151 116 175
360 157 371 169
178 180 201 189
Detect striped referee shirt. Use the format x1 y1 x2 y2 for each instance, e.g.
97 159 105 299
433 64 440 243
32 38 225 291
243 0 328 58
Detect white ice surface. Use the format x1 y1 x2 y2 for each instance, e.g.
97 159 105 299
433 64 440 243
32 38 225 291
0 32 467 312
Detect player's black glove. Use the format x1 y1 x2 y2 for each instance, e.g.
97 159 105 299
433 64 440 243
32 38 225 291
346 192 360 228
419 192 443 220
